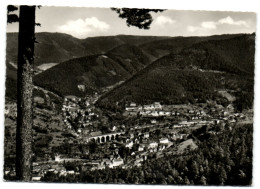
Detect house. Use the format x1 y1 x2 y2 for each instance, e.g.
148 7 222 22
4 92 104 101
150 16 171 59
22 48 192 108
125 141 133 148
130 102 137 107
151 111 159 117
85 101 90 106
111 158 124 167
154 102 162 109
159 138 169 144
59 170 67 176
125 102 138 111
144 104 155 110
149 142 158 149
223 111 229 116
165 112 171 116
149 148 157 153
144 132 149 139
32 176 41 181
138 144 145 151
65 95 77 102
139 111 146 115
128 111 137 116
135 157 143 165
101 157 124 168
159 111 165 116
78 84 85 92
138 106 143 110
130 133 134 139
110 126 117 132
67 170 75 174
158 144 166 151
151 119 157 124
34 96 45 104
55 154 61 162
125 107 135 111
200 110 206 115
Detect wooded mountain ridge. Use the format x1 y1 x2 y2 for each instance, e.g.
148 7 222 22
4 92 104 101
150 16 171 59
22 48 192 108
5 32 255 111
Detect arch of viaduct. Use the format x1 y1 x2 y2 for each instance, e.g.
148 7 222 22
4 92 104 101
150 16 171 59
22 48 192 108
88 132 125 143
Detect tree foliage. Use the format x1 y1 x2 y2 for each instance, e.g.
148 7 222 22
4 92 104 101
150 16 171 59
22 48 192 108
112 8 164 29
7 5 19 24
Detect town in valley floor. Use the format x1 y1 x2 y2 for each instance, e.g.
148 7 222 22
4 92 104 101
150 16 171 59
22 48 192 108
4 32 254 185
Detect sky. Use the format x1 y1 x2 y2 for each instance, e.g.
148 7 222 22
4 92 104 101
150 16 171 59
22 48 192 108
6 6 256 39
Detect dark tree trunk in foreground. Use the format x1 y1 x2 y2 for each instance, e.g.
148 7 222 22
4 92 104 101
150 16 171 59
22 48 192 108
16 5 36 181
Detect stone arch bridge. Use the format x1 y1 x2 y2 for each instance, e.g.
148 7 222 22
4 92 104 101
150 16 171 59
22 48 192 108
87 132 125 143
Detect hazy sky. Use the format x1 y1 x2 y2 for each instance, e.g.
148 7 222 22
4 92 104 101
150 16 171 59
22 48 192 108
6 6 256 39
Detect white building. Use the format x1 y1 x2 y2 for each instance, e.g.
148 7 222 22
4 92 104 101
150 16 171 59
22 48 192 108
151 119 157 124
154 102 162 109
144 104 155 110
32 176 41 181
130 102 137 107
110 158 124 168
149 142 158 149
125 141 133 148
159 138 169 144
138 144 145 151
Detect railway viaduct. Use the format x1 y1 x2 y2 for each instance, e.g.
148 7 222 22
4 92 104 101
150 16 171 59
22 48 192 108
87 132 125 143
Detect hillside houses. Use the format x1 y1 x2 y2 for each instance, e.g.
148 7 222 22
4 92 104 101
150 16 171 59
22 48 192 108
62 95 99 132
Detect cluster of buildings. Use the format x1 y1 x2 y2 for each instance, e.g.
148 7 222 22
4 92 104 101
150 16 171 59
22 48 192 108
31 161 82 181
62 95 99 132
125 102 182 117
125 102 213 119
125 102 161 111
125 102 244 128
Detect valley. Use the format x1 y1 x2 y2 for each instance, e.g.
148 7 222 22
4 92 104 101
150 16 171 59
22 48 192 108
4 32 255 185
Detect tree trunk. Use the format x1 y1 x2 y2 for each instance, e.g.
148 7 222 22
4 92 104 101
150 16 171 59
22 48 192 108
16 5 35 181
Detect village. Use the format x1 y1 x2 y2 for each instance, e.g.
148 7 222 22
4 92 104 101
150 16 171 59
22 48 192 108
4 92 247 181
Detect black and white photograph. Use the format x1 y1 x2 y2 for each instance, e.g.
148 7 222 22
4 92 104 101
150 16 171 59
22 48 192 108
1 0 259 187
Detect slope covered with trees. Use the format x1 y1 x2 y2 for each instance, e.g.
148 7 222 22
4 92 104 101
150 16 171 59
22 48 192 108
33 44 153 97
139 33 247 59
97 34 255 111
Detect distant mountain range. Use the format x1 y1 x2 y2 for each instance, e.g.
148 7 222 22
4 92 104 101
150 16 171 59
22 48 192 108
6 32 169 66
5 32 255 110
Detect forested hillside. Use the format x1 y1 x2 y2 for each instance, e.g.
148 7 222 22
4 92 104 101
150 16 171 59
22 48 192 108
139 33 246 58
33 44 153 97
97 34 255 111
